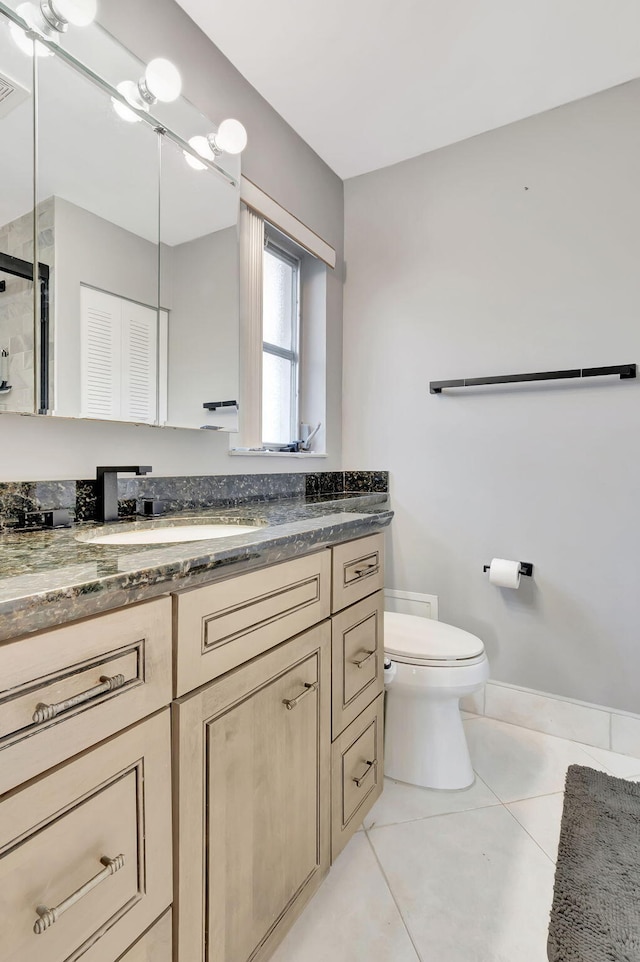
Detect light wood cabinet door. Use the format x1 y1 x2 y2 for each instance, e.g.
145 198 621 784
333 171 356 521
174 551 331 696
0 710 172 962
174 622 331 962
331 534 384 613
331 590 384 738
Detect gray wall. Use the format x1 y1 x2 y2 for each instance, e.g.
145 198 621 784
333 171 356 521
53 197 161 417
167 227 239 430
0 0 343 479
343 80 640 713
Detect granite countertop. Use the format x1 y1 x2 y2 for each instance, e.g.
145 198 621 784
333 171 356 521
0 492 393 642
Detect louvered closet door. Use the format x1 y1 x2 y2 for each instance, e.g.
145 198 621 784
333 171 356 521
121 301 158 424
80 287 122 419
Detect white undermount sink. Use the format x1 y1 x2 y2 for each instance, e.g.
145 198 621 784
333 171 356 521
82 524 259 546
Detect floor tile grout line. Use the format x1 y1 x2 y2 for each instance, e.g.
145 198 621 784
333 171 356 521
472 769 502 803
364 800 503 832
363 829 425 962
501 799 557 866
577 743 640 779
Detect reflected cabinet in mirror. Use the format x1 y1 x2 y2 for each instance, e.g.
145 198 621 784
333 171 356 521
0 1 242 430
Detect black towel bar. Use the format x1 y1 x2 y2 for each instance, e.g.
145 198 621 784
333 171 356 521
202 400 239 411
430 364 636 394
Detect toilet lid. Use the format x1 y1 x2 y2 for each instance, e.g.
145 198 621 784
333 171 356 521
384 611 484 663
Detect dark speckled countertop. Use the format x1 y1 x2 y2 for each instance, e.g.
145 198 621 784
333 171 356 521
0 492 393 642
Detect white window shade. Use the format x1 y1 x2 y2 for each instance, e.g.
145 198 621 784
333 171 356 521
238 206 264 446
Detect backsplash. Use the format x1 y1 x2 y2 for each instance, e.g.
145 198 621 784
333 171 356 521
0 471 389 529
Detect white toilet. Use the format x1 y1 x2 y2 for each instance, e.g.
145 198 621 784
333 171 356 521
384 611 489 790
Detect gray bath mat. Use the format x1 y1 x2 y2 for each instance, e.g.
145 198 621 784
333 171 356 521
548 764 640 961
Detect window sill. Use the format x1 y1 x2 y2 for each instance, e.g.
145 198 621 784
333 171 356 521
229 449 328 458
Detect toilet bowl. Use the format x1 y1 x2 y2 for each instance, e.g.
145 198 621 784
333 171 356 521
384 611 489 790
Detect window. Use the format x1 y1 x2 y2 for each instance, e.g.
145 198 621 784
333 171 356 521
237 198 331 455
262 231 301 445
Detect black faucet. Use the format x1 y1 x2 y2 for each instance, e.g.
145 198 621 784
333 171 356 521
96 466 152 523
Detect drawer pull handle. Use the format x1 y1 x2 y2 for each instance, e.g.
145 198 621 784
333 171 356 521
283 681 318 710
33 673 127 724
33 854 126 935
352 649 376 669
353 562 377 577
352 760 376 787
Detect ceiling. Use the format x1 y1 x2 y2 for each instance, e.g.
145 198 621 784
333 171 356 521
175 0 640 179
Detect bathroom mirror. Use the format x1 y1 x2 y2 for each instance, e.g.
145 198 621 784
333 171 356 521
0 14 36 415
160 135 239 430
36 44 161 422
0 2 242 429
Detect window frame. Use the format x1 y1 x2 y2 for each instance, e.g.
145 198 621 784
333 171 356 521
261 229 302 446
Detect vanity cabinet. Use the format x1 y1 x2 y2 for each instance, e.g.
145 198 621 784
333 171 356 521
0 528 387 962
173 532 385 961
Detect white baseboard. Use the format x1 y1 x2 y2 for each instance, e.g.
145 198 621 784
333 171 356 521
461 681 640 757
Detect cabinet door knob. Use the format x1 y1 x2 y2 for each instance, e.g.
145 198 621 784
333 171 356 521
352 760 376 787
32 673 127 724
33 854 126 934
352 649 376 669
282 681 318 710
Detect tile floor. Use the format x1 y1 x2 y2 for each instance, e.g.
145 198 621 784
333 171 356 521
271 715 640 962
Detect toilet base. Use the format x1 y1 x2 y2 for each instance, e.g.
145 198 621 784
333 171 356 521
384 658 489 790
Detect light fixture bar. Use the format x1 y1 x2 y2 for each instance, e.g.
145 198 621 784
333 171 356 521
0 0 238 188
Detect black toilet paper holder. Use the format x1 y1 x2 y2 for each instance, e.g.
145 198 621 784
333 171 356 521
483 562 533 577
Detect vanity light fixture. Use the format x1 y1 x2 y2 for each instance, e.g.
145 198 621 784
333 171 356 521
183 119 248 170
9 0 96 56
40 0 97 30
111 57 182 124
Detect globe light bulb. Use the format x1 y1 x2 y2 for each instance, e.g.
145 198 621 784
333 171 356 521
183 151 206 171
213 118 247 155
144 58 182 103
51 0 97 27
111 80 146 123
183 136 212 170
189 135 215 161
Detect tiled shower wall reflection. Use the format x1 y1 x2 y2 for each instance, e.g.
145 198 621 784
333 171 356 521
0 198 54 413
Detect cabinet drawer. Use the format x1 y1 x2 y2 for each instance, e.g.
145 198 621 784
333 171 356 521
0 710 172 962
331 534 384 613
331 591 384 738
174 550 331 696
117 910 171 962
331 694 384 860
0 598 172 795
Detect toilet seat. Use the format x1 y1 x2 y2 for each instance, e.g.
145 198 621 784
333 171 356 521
384 611 485 668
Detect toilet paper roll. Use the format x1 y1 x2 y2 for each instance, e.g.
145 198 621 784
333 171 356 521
488 558 521 589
